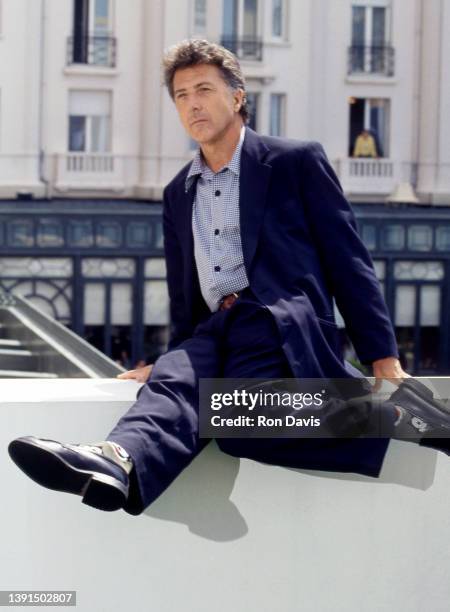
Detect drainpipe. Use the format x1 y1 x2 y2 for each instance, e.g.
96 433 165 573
156 0 166 189
434 0 443 190
38 0 50 199
410 0 423 190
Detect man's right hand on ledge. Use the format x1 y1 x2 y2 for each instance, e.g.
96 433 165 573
371 356 410 392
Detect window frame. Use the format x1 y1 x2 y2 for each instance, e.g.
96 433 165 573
270 0 288 42
349 96 391 158
269 92 286 137
223 0 262 39
191 0 207 35
351 1 392 47
88 0 113 35
246 90 260 132
68 90 112 153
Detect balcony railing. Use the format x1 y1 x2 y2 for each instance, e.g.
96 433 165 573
55 153 125 191
220 35 263 61
338 158 403 194
348 45 395 77
348 158 394 179
67 35 117 68
64 153 115 173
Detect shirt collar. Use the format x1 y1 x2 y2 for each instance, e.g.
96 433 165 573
185 125 246 192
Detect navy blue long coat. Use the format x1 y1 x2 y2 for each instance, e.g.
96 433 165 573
162 127 399 478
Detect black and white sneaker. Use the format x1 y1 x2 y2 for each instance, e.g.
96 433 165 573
389 378 450 453
8 436 131 511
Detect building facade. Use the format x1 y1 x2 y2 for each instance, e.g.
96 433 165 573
0 0 449 373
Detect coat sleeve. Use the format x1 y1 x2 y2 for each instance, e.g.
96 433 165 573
298 142 399 365
162 188 192 350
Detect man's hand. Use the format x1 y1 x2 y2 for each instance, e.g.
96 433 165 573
371 356 410 392
116 364 153 383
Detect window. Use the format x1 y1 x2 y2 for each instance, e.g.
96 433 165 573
352 2 389 47
361 225 377 251
193 0 207 33
83 272 134 361
91 0 113 66
350 1 392 75
381 225 404 250
269 93 285 137
408 226 433 252
144 258 169 362
243 0 258 38
68 90 111 152
222 0 261 60
372 259 385 295
349 97 390 158
393 261 444 372
436 227 450 251
246 92 259 131
90 0 111 33
394 261 444 282
37 221 65 248
223 0 238 38
96 221 122 248
71 0 114 66
271 0 286 39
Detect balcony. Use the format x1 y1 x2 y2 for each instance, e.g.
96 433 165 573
348 45 395 77
55 153 125 192
338 158 409 195
67 35 117 68
220 35 263 61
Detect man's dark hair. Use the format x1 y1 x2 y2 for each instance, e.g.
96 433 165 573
162 39 249 123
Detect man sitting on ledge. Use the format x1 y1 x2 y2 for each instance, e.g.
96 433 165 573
8 40 450 515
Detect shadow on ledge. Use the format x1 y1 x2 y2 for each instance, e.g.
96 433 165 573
142 438 437 541
143 442 248 541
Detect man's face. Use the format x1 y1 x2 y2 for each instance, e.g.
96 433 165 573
172 63 244 145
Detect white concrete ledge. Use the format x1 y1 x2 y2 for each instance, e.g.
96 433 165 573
1 379 450 612
0 378 140 402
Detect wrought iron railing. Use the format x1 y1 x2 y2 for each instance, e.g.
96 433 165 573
220 36 263 61
67 35 117 68
348 45 395 77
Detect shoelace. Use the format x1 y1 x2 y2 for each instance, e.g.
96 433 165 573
74 444 103 455
65 441 133 473
63 443 99 452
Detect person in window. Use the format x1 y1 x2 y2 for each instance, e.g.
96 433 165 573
353 129 378 158
9 40 450 516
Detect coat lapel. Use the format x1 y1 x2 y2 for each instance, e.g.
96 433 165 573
239 128 272 273
181 178 196 264
180 178 202 309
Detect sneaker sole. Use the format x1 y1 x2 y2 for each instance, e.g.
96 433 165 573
8 438 128 512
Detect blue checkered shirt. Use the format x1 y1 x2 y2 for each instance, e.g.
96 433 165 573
185 125 249 312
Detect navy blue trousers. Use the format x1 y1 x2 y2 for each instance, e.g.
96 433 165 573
107 288 391 515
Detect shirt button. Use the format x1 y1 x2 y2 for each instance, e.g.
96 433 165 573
215 190 221 197
214 229 220 235
214 265 221 272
